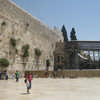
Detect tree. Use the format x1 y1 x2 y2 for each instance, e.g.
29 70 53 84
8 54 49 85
46 59 50 71
61 25 68 41
70 27 77 40
34 48 42 70
0 58 9 67
21 44 30 68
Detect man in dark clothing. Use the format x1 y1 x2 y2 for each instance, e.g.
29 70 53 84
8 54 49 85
0 71 2 79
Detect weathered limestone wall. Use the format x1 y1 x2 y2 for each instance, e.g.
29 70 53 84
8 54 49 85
0 0 63 73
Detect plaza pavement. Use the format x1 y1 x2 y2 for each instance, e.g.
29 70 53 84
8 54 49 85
0 78 100 100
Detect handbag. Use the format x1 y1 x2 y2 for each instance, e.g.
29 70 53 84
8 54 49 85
24 79 27 83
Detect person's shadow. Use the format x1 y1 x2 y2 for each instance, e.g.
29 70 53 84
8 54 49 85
20 93 31 95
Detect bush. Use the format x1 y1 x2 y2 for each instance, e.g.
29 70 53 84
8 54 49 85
0 58 9 67
10 38 16 47
22 44 30 57
34 48 41 57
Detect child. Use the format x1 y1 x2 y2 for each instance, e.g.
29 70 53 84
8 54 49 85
26 72 32 93
24 78 30 93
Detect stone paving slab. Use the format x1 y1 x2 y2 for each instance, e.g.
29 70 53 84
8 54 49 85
0 78 100 100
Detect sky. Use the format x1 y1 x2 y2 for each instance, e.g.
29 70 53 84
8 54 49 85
11 0 100 41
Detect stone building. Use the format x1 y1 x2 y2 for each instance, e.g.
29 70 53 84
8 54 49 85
54 40 100 70
0 0 63 75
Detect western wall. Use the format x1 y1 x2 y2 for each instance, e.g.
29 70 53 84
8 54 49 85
0 0 63 75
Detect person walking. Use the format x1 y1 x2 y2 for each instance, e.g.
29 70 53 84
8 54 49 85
0 71 2 80
15 71 19 82
5 71 8 80
26 72 32 93
24 73 29 93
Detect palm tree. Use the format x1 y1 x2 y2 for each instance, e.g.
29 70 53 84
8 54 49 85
34 48 42 70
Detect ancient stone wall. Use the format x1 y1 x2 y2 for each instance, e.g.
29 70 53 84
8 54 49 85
0 0 63 74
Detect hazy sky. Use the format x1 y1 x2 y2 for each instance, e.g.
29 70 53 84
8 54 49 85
11 0 100 41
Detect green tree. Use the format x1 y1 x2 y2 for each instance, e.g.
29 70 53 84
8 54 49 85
61 25 68 41
0 58 9 67
34 48 42 70
70 28 77 40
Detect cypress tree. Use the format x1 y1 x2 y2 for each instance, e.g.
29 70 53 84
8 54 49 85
61 25 68 41
70 27 77 40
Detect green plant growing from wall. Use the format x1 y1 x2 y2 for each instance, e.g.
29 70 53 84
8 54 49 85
10 38 17 63
10 38 16 47
1 22 6 26
34 48 42 70
21 44 30 68
0 58 9 67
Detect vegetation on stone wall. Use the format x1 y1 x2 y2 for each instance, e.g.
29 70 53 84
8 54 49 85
1 21 6 26
22 44 29 57
34 48 42 70
21 44 30 68
10 38 16 47
9 37 17 63
0 58 9 67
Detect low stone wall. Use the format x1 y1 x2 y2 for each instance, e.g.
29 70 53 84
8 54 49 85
25 70 100 78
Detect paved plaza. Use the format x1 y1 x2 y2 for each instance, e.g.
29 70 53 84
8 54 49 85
0 78 100 100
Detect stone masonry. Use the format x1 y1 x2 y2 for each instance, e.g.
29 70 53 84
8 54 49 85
0 0 63 75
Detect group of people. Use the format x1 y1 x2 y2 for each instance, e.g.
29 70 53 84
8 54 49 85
0 70 32 94
44 71 58 78
15 71 32 94
0 71 8 80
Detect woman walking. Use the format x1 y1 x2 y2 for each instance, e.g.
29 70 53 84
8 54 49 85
26 72 32 93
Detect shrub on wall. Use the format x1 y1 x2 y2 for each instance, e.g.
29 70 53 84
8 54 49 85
22 44 29 57
34 48 41 57
34 48 42 70
10 38 16 47
0 58 9 67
